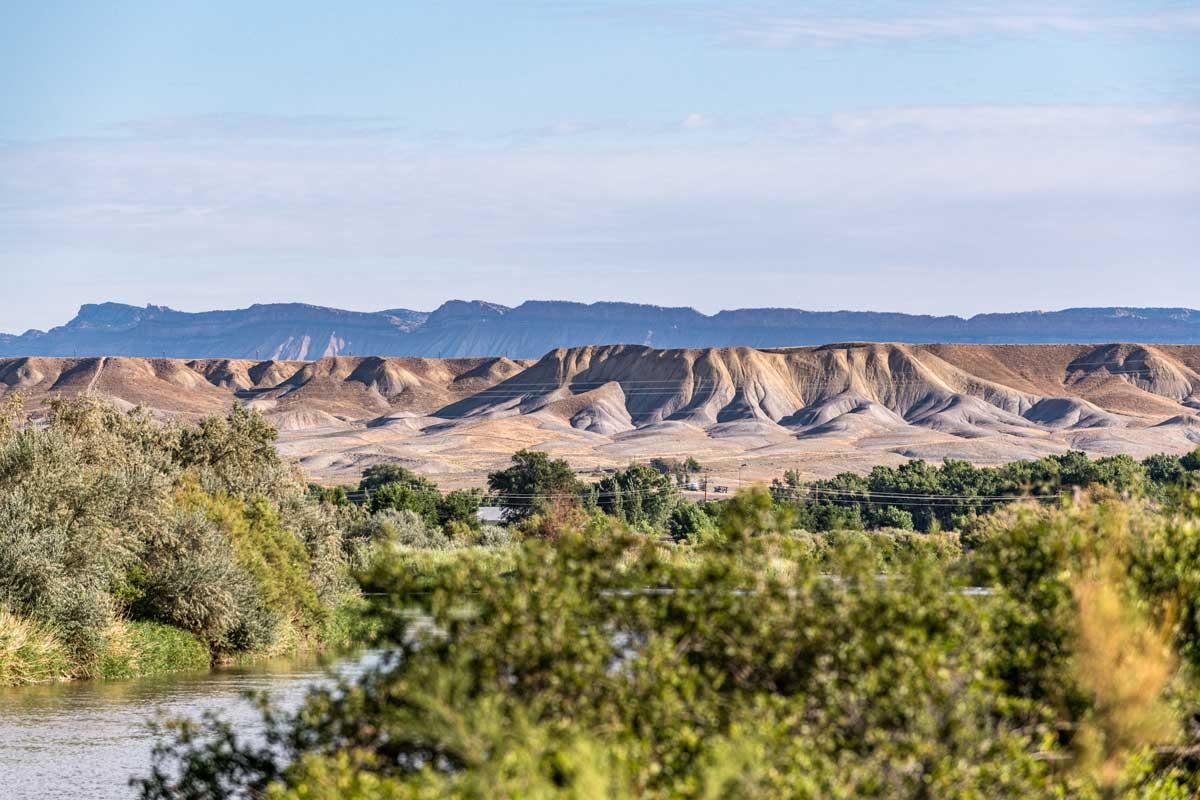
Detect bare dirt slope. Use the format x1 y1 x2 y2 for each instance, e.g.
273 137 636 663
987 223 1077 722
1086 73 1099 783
3 343 1198 488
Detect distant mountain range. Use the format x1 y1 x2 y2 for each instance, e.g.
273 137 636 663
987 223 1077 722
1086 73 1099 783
3 301 1200 359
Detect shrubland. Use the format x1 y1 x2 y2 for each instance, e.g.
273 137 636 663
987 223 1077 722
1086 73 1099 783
138 489 1200 799
0 395 361 683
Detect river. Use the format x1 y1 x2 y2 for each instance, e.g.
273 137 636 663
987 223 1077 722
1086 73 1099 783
0 651 377 800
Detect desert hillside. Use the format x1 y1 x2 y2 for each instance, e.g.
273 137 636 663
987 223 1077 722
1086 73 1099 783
3 342 1199 487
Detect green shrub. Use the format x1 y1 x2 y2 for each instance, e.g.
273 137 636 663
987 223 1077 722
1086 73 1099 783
368 481 441 521
141 495 1200 798
125 506 250 648
437 489 484 530
473 523 514 548
0 396 352 673
186 492 325 639
666 502 717 542
358 464 436 495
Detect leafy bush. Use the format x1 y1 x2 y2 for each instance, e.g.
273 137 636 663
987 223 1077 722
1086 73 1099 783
124 505 260 651
437 489 484 530
665 502 716 542
355 508 452 551
358 464 435 495
368 481 441 520
0 396 352 678
140 494 1200 798
869 504 915 530
473 524 513 548
188 493 325 639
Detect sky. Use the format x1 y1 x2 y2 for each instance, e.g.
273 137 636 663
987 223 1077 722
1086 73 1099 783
1 1 1198 333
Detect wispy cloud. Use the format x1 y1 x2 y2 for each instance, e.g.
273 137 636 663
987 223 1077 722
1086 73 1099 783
577 2 1200 47
1 104 1196 324
711 5 1200 46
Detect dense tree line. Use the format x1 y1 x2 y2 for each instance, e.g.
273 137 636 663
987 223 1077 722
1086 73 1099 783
772 450 1200 533
339 447 1200 547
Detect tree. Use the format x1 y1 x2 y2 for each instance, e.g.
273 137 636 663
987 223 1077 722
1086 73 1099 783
871 505 915 531
308 484 350 507
648 457 676 477
1183 447 1200 473
487 450 582 522
716 487 794 544
369 482 441 524
666 502 716 542
358 464 436 495
595 464 678 527
1090 455 1145 494
1142 454 1185 485
437 489 483 530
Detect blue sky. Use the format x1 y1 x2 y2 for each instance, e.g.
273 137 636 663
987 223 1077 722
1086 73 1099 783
2 1 1198 331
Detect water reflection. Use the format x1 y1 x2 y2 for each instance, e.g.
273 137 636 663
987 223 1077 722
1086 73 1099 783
0 651 377 800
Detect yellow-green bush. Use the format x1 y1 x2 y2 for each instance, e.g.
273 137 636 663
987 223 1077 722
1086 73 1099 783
0 608 70 685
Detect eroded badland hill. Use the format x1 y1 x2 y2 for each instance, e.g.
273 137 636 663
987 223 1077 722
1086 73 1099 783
4 342 1199 487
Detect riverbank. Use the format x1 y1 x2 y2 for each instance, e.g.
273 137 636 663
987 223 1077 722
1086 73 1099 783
0 649 377 800
1 398 369 689
0 599 365 687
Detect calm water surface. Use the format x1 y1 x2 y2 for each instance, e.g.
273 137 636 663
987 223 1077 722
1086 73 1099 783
0 652 378 800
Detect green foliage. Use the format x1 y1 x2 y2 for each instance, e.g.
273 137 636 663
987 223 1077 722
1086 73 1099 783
123 504 260 650
354 508 452 552
140 495 1200 798
358 464 436 495
772 450 1197 533
194 493 325 643
438 489 483 530
791 529 962 573
594 464 678 528
177 403 292 498
99 621 210 680
715 486 794 544
870 504 915 530
1182 448 1200 473
666 502 717 542
369 481 441 521
0 396 352 680
365 483 483 534
487 450 583 522
648 457 702 486
308 484 351 507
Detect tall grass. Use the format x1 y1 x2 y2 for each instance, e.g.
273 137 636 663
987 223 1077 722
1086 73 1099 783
98 620 210 680
0 608 71 685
